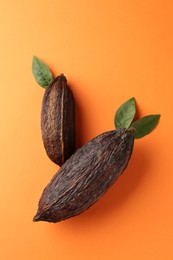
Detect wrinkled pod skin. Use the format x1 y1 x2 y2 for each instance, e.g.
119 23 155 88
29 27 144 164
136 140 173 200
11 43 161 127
41 74 75 166
33 128 134 223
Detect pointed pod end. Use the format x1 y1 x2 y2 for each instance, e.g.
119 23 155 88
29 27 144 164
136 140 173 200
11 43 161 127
57 73 67 84
33 212 41 222
59 73 66 80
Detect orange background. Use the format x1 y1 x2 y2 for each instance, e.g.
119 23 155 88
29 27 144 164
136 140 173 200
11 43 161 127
0 1 172 259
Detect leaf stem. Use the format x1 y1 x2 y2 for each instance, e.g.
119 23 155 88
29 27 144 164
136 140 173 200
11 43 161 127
128 127 136 134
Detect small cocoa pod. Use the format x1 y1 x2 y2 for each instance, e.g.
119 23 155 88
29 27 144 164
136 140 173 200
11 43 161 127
41 74 75 166
33 128 134 223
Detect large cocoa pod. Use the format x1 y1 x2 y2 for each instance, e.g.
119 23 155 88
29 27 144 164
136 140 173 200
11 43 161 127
41 74 75 166
33 128 134 223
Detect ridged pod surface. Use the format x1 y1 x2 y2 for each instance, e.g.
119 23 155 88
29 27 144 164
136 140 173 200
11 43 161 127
33 128 134 223
41 74 75 166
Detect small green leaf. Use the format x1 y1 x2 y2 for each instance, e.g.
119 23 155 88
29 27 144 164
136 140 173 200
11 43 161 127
32 56 54 88
114 97 136 129
131 114 161 138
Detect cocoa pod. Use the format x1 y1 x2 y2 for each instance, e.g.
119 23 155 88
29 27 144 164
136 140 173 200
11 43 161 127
33 128 134 223
41 74 75 166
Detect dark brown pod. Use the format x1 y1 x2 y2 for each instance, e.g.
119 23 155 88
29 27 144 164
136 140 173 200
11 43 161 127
41 74 75 166
33 128 134 223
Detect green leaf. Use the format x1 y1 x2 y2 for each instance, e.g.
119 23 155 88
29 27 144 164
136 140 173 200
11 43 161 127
32 56 54 88
131 114 161 138
114 97 136 129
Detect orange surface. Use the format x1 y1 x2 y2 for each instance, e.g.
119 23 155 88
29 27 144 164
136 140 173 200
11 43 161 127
0 1 172 259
